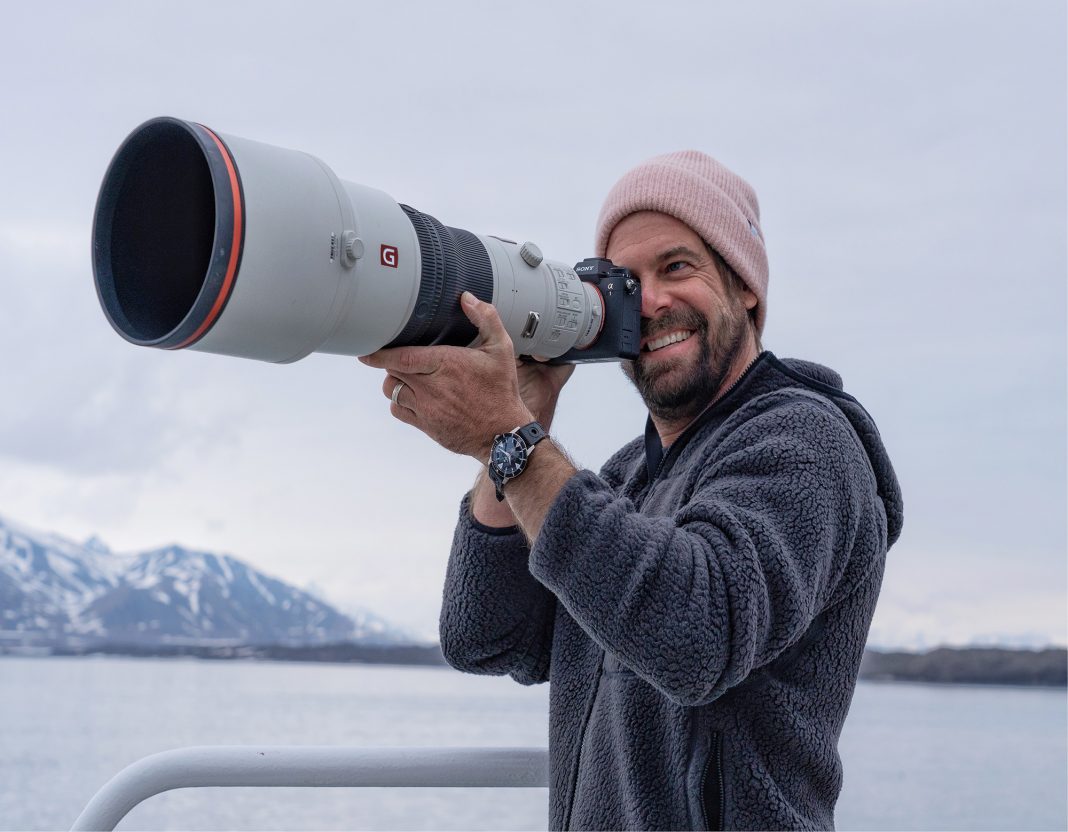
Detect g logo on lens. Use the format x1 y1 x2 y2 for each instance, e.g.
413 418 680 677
380 245 398 268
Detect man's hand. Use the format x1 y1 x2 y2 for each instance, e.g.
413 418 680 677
359 292 536 460
516 353 575 431
463 342 578 529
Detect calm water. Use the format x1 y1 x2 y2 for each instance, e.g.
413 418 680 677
0 656 1064 831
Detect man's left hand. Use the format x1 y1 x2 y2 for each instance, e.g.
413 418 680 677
359 292 534 460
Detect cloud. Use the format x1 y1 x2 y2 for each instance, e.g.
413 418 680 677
0 0 1064 646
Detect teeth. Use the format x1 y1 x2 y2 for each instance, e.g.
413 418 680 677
645 330 693 352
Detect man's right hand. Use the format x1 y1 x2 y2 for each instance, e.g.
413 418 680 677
471 356 575 530
515 356 576 431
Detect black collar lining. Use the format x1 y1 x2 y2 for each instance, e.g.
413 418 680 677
643 351 772 482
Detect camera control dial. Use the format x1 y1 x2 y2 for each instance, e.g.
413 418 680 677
519 241 544 267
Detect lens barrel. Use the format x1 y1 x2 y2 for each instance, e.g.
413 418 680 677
92 117 605 364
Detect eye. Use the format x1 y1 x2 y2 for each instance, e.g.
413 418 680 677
665 260 690 274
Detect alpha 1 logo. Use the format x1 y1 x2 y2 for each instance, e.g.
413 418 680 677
380 245 399 268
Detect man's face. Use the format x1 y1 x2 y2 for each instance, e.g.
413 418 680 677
606 211 757 423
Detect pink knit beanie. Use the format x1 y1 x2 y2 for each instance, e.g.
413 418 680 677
595 150 769 333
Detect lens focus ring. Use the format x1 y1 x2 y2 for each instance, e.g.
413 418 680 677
387 206 494 348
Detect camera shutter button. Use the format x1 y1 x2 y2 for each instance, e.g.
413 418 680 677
519 241 543 267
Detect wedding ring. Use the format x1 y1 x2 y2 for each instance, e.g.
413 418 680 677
391 381 406 406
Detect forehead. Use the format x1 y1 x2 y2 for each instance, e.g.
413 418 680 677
605 211 706 268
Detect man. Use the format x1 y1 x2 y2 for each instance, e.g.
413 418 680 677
360 151 903 831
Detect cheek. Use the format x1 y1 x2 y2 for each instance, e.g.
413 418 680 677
702 288 741 323
678 280 729 316
707 298 749 343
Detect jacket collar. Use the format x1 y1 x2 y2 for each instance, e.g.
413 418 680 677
643 351 772 481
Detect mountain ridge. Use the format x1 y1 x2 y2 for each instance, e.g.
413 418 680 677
0 511 414 648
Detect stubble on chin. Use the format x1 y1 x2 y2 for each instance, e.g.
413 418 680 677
623 302 749 424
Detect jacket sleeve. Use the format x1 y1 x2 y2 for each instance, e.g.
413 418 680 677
438 492 557 685
527 393 881 706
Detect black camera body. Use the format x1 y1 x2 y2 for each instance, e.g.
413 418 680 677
550 258 642 364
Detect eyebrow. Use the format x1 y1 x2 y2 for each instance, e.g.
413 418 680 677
655 245 705 264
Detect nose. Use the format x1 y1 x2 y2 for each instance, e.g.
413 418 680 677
639 273 672 320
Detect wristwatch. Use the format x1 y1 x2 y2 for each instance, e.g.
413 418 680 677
488 421 548 501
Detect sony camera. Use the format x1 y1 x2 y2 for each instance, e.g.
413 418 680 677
91 117 641 365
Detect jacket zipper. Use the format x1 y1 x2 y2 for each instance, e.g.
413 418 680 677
715 354 760 405
699 732 724 831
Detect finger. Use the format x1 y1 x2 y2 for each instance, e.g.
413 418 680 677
381 372 418 395
460 292 511 351
381 373 403 399
359 346 445 375
383 375 416 410
390 399 422 428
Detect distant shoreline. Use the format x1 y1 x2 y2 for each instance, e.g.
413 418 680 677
859 646 1066 688
0 640 449 667
2 641 1065 687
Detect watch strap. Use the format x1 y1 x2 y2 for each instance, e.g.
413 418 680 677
516 421 547 449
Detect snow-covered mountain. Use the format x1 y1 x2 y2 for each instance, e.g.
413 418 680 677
302 581 419 644
0 513 412 647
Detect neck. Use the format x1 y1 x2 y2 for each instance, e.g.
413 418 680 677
652 335 760 448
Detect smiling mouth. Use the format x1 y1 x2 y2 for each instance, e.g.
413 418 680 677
643 329 695 353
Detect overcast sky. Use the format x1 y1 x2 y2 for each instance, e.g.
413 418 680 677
1 1 1064 647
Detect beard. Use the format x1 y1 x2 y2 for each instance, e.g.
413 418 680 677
622 298 750 424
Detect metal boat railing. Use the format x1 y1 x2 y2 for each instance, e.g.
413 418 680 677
71 746 549 831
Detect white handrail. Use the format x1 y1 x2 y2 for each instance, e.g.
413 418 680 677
71 745 549 831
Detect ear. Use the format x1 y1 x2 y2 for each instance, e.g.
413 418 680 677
741 285 758 311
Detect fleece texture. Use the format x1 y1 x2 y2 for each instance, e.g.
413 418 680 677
439 352 903 831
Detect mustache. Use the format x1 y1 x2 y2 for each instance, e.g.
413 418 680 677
640 310 707 341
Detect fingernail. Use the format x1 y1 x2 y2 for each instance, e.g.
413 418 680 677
461 291 478 307
357 355 369 363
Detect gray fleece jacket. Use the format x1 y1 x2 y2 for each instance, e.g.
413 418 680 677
439 352 904 831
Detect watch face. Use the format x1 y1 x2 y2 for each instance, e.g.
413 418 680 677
491 433 527 477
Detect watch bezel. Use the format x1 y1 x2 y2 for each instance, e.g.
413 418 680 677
489 430 530 480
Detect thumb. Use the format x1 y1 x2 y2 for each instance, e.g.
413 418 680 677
461 292 510 350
